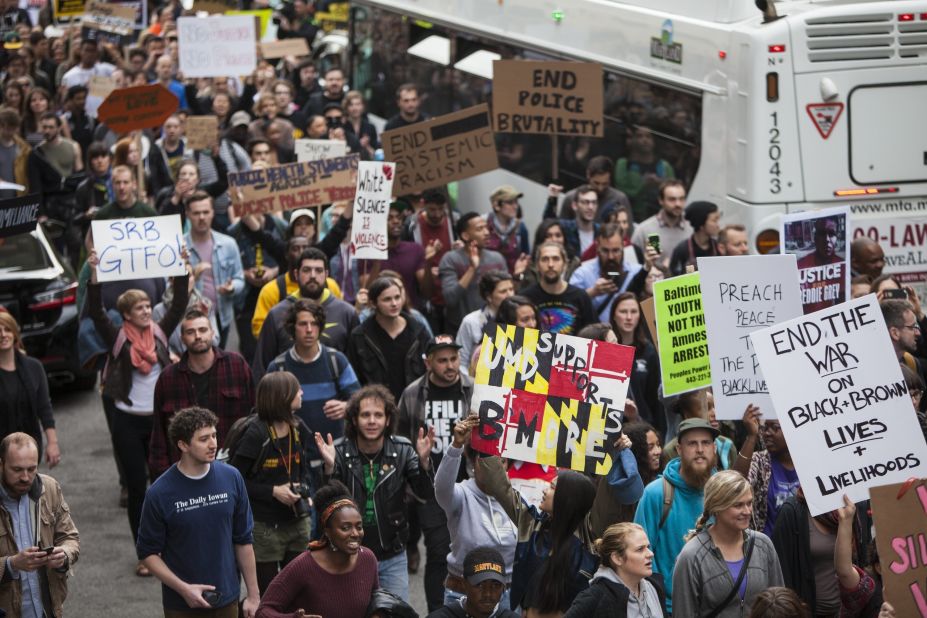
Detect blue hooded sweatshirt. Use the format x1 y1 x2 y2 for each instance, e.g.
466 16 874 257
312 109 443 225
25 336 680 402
632 457 705 614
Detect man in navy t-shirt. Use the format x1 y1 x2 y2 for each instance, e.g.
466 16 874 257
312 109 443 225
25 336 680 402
137 407 260 617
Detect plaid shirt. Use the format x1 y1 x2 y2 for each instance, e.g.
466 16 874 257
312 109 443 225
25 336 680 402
149 347 255 480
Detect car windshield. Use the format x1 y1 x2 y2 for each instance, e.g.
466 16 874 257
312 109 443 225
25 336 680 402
0 232 54 273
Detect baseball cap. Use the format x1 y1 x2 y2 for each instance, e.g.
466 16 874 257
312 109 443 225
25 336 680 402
230 111 251 127
289 208 316 228
3 33 22 50
464 547 507 585
490 185 523 204
427 334 462 356
677 418 720 440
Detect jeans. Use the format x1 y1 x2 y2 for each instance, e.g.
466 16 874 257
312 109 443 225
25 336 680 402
378 551 410 602
112 410 153 543
418 498 451 612
444 587 513 612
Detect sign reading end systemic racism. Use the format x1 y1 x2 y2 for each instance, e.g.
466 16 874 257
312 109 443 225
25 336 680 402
870 480 927 617
350 161 394 260
228 154 359 216
382 104 498 196
0 194 40 239
698 255 804 420
469 325 635 475
97 84 178 134
751 295 927 515
91 215 186 282
492 60 604 138
782 206 850 315
653 272 711 396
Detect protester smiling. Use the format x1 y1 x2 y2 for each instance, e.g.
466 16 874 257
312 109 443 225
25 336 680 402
672 470 784 617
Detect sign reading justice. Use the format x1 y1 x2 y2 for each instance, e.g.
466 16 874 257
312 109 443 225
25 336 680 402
470 325 635 474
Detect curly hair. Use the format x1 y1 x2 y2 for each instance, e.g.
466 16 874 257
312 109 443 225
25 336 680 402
285 298 326 340
168 406 218 448
344 384 396 441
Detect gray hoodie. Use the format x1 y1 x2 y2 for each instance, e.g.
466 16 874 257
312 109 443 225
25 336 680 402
590 565 663 618
435 444 517 579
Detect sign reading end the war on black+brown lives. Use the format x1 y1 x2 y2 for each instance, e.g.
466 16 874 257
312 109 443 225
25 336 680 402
492 60 604 138
381 104 498 197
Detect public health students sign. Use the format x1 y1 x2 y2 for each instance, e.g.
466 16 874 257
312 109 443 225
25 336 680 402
751 294 927 515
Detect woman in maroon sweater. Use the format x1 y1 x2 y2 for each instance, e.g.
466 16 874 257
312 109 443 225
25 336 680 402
257 481 379 618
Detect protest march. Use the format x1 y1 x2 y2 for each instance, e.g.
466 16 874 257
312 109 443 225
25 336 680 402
0 1 921 617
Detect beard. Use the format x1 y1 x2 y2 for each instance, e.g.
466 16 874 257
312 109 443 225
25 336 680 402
681 456 715 489
299 281 324 300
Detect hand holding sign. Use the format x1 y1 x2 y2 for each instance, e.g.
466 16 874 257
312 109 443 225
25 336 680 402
452 414 478 449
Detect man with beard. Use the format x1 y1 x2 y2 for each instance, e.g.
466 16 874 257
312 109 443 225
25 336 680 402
316 384 435 601
630 179 690 270
882 299 927 387
522 242 595 335
717 224 750 256
265 299 360 485
148 310 255 480
796 217 846 313
358 201 431 310
542 185 600 259
549 156 631 222
570 223 648 322
397 335 474 612
252 248 358 381
634 418 718 615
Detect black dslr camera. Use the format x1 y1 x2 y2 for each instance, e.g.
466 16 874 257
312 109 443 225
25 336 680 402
291 483 312 518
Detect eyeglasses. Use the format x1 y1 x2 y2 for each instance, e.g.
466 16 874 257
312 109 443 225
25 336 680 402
902 323 921 332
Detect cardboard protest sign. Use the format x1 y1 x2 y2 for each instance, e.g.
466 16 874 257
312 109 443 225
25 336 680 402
640 297 657 342
698 255 804 420
177 15 257 78
91 215 186 282
350 161 394 260
260 38 310 59
492 60 604 138
653 273 711 396
228 154 358 216
191 0 238 14
469 325 635 475
382 104 498 196
294 139 347 163
185 116 218 150
751 295 927 515
781 206 850 315
0 195 39 239
97 84 179 134
88 75 116 99
81 1 137 46
870 480 927 617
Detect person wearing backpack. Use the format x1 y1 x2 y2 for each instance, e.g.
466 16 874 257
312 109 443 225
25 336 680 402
264 298 360 488
229 372 314 595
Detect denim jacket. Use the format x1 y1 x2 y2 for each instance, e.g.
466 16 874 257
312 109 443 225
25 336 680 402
184 230 245 329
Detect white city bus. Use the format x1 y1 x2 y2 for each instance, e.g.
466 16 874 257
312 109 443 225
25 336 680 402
347 0 927 287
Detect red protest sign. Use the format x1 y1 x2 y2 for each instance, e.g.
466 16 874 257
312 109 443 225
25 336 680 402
98 84 179 134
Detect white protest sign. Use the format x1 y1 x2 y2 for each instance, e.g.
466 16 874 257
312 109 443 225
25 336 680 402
698 255 804 420
350 161 393 260
750 295 927 515
295 139 347 162
177 16 257 78
91 215 186 282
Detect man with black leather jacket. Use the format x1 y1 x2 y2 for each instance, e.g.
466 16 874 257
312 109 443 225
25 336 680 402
316 384 435 603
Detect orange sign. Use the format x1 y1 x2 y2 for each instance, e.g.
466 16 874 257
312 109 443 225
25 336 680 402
97 84 179 134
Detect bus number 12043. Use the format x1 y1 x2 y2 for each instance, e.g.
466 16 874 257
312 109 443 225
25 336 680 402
769 111 781 194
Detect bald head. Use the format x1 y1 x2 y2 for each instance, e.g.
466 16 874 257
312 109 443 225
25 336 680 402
851 237 885 279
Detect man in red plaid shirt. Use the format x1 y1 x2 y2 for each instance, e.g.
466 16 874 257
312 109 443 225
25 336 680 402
148 309 255 480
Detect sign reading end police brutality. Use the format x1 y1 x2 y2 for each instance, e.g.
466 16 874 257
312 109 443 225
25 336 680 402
178 16 257 78
350 161 394 260
492 60 603 138
469 325 635 475
91 215 186 282
751 295 927 515
698 255 804 420
382 104 498 197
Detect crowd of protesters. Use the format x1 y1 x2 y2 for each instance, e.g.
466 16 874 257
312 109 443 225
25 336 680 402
0 3 915 617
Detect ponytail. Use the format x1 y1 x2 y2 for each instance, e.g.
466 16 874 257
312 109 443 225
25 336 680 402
685 511 710 542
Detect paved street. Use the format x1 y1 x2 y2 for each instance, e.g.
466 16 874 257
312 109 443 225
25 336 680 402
49 383 428 616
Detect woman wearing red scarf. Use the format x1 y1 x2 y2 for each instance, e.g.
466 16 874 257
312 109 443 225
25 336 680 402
87 248 189 577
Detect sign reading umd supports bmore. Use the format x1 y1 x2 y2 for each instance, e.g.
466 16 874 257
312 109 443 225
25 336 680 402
228 154 359 216
469 325 635 475
653 272 711 396
697 255 804 420
382 104 498 196
750 295 927 516
91 215 186 282
492 60 603 138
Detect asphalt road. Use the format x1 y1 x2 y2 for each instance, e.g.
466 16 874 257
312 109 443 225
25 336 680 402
49 381 429 617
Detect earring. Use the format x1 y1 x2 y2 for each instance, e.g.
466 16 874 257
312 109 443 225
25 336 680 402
327 536 338 552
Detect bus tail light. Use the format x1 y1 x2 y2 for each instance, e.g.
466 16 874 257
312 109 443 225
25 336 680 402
899 13 915 21
766 72 779 102
834 187 899 197
755 229 780 255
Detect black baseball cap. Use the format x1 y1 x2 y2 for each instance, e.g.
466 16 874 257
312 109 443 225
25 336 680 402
464 547 507 585
427 334 462 356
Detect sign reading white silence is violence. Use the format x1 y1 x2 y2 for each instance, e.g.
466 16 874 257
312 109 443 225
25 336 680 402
751 294 927 515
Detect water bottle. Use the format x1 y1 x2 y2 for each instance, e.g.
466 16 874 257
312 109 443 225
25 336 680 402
373 148 385 161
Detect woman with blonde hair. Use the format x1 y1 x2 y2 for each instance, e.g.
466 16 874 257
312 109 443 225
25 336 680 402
672 470 783 618
563 522 666 617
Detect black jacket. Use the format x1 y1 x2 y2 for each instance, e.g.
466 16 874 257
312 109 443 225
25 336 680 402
346 313 429 398
563 574 667 618
326 435 433 556
2 354 55 459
